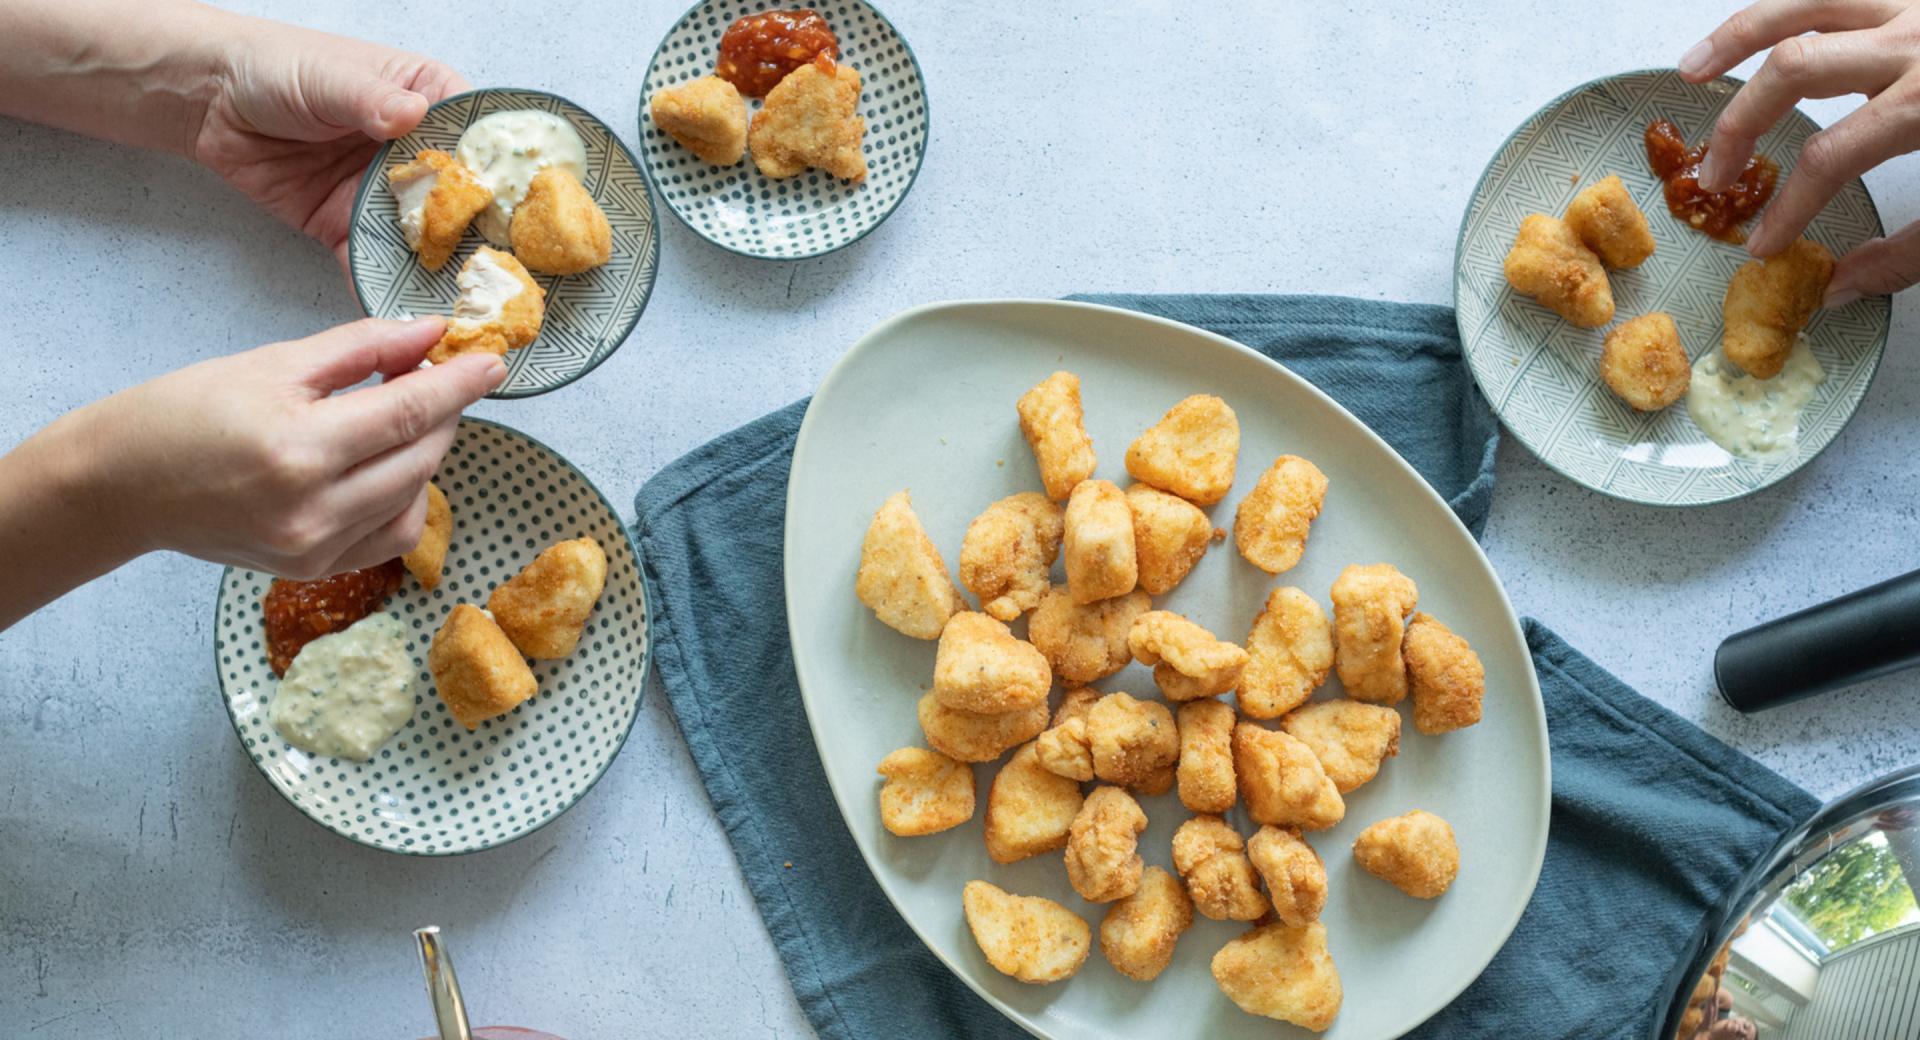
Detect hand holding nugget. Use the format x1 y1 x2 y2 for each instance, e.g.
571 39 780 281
400 482 452 589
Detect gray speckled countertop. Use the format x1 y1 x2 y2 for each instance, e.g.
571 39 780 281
2 2 1917 1037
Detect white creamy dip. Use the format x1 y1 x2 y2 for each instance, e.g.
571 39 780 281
269 612 416 761
390 165 438 250
456 110 586 245
1686 336 1826 462
452 250 524 326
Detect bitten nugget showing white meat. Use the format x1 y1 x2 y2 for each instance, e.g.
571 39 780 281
1602 312 1690 412
1330 563 1420 705
1124 394 1240 506
401 482 452 589
933 612 1051 715
1128 611 1249 701
488 537 609 659
386 149 492 271
1723 237 1833 379
429 247 546 363
1240 587 1335 719
1063 480 1137 604
1566 174 1656 270
876 747 974 837
749 59 867 182
510 167 612 275
1017 371 1097 501
1065 786 1149 903
1280 699 1401 794
1503 213 1614 328
918 690 1050 763
1234 456 1328 574
1034 716 1094 781
1177 700 1237 814
1171 814 1267 921
1087 692 1179 789
1404 612 1486 735
1247 825 1328 927
1125 483 1215 595
1028 586 1150 684
1233 723 1344 831
1211 921 1343 1032
1353 810 1460 899
429 604 538 729
1100 866 1193 982
985 741 1085 863
962 880 1091 984
855 491 966 640
648 74 749 166
959 493 1064 621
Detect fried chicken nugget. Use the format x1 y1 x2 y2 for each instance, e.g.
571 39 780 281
387 149 492 271
1028 586 1149 684
1602 311 1691 411
1330 563 1419 705
1247 826 1327 927
1352 810 1460 899
1128 610 1249 701
510 167 611 275
1234 456 1328 575
1172 814 1269 921
985 741 1085 863
648 74 748 166
959 492 1063 621
855 490 966 640
1126 483 1216 594
1100 866 1193 982
1017 371 1098 500
1503 213 1614 328
1723 237 1833 378
1124 394 1240 506
401 482 451 589
1240 587 1334 719
429 603 538 729
1233 723 1344 831
1566 174 1656 269
1404 612 1486 735
1054 685 1100 726
877 746 974 837
488 537 608 659
429 247 546 363
1087 692 1179 789
1211 921 1343 1032
749 58 867 182
1034 716 1094 781
1280 699 1401 794
1065 786 1149 903
1176 700 1237 814
932 612 1051 714
918 690 1049 763
1063 479 1137 604
962 880 1090 984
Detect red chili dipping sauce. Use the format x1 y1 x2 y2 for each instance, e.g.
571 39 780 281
716 9 839 98
1644 118 1778 244
262 559 405 675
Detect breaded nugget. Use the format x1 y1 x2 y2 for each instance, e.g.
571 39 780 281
985 741 1085 863
1601 312 1690 411
1330 563 1419 705
430 247 546 363
1065 786 1148 903
1087 692 1179 789
876 746 974 837
648 74 748 166
401 482 452 589
918 689 1049 763
1240 587 1334 719
748 58 867 182
1566 174 1656 269
1404 612 1485 735
1027 586 1149 684
959 492 1063 621
1017 371 1098 500
1176 699 1237 814
488 537 608 659
1054 685 1099 726
962 880 1090 984
1280 699 1401 794
1171 814 1268 921
1125 483 1215 594
1723 237 1833 378
429 603 538 729
1233 723 1344 831
855 490 965 640
1034 715 1094 781
1234 456 1327 574
1100 866 1193 982
1124 394 1240 506
1352 810 1460 898
387 149 492 271
1063 479 1137 604
1211 921 1343 1031
1128 610 1249 701
1503 213 1614 328
1131 762 1176 798
932 612 1051 714
510 168 612 275
1248 826 1327 927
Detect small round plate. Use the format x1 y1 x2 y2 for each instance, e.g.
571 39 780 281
638 0 928 260
348 88 661 399
1454 68 1891 506
214 418 650 856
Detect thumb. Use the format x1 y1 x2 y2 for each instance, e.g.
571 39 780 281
303 63 429 140
284 317 449 396
1826 221 1920 307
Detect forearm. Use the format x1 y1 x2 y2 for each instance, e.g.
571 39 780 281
0 411 143 632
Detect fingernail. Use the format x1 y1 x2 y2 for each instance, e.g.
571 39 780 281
1823 286 1861 309
379 91 422 126
483 357 508 384
1679 38 1713 77
1697 156 1724 193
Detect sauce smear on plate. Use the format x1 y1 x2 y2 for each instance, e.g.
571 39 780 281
1644 119 1777 243
262 560 405 675
716 9 839 97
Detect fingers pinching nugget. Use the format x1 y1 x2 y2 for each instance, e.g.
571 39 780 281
1723 237 1833 378
1566 174 1656 269
1248 826 1328 927
1028 586 1150 684
1330 563 1419 705
1087 692 1179 789
429 604 538 729
1233 723 1344 831
985 741 1085 863
488 537 609 659
1234 456 1328 574
748 58 867 182
1240 587 1335 719
509 167 612 275
1172 814 1268 921
1017 371 1097 500
648 74 749 166
1128 610 1249 701
401 482 452 589
877 747 974 837
1404 612 1485 735
1211 921 1343 1032
1065 786 1149 903
1602 312 1690 411
918 690 1049 763
962 880 1091 984
1063 480 1137 604
959 492 1063 621
1353 810 1460 899
1100 866 1193 982
1124 394 1240 506
1503 213 1613 328
430 247 546 363
933 612 1051 714
387 149 492 271
1034 716 1094 781
1125 483 1216 594
856 491 966 639
1280 699 1401 794
1176 700 1237 814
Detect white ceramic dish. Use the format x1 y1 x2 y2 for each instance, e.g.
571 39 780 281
784 300 1550 1039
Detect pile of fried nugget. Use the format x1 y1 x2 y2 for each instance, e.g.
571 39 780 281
856 372 1489 1031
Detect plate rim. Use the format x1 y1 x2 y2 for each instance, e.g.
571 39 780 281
212 414 654 857
782 297 1551 1038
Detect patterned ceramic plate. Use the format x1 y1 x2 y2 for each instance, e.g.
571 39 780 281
348 88 661 399
1454 69 1890 506
638 0 928 260
213 418 650 855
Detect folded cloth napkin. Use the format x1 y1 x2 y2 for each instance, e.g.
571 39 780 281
633 295 1819 1040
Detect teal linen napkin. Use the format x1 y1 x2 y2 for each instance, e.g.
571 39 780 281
632 295 1818 1040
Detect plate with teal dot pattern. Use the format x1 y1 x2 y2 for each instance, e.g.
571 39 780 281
639 0 928 260
213 418 650 856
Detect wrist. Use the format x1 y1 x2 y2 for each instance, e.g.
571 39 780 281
0 406 147 629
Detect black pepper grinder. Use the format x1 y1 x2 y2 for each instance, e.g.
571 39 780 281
1715 568 1920 712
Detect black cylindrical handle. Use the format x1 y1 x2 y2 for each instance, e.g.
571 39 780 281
1715 568 1920 713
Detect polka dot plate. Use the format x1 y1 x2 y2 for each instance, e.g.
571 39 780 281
348 88 662 399
639 0 928 259
214 418 650 856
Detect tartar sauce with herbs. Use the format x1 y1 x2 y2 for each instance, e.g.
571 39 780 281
269 612 416 761
456 110 586 245
1686 336 1825 462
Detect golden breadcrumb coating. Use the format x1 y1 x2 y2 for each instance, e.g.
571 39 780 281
876 746 974 837
649 74 748 166
1723 237 1832 378
932 612 1051 714
1329 563 1419 705
488 537 608 659
855 490 965 639
1233 722 1344 831
962 880 1090 984
1240 587 1335 719
1124 394 1240 506
1602 312 1690 411
1087 692 1179 789
428 247 545 363
1234 455 1328 574
1503 213 1613 328
429 603 537 729
1352 810 1460 898
1034 715 1094 781
401 482 451 589
1128 610 1249 701
510 167 612 275
917 689 1049 763
1404 612 1485 735
959 492 1063 621
1566 174 1655 269
1017 371 1098 500
1126 483 1215 594
984 741 1084 863
1171 814 1267 921
1211 921 1343 1031
749 59 867 181
1280 699 1401 794
1176 699 1237 813
1063 479 1137 604
1248 825 1327 927
1065 785 1148 903
387 149 492 271
1027 586 1149 684
1100 866 1192 982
